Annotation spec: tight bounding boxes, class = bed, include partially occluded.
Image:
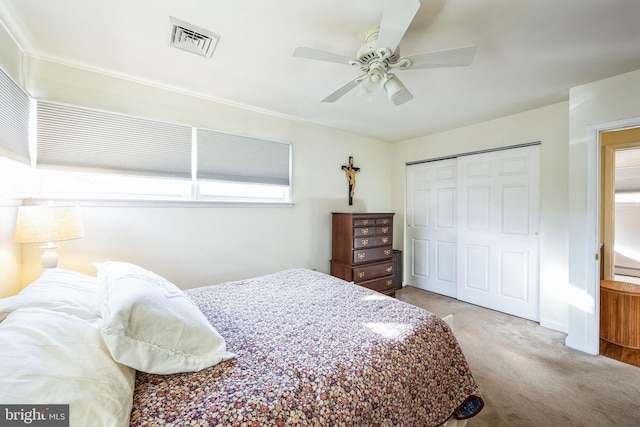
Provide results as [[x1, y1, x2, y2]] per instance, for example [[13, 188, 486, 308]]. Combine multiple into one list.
[[0, 263, 483, 427]]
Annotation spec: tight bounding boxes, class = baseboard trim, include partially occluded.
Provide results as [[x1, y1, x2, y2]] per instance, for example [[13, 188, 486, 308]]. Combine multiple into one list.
[[540, 318, 568, 334], [565, 336, 599, 355]]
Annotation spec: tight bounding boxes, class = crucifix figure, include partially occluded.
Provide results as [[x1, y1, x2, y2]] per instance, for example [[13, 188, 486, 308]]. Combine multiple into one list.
[[341, 156, 360, 205]]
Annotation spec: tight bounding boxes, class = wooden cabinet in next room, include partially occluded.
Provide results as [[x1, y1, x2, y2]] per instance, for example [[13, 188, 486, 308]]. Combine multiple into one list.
[[330, 212, 396, 296]]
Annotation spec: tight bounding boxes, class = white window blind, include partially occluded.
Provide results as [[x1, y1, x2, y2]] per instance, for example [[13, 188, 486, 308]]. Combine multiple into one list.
[[0, 67, 30, 163], [36, 101, 192, 178], [196, 128, 290, 185]]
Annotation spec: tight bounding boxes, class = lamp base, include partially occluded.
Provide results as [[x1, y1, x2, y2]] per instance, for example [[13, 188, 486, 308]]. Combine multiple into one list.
[[40, 243, 60, 269]]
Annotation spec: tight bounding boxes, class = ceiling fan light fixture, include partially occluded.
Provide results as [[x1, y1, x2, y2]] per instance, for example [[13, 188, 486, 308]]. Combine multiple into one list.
[[356, 87, 375, 103], [364, 68, 384, 90], [356, 75, 376, 102], [383, 74, 413, 105]]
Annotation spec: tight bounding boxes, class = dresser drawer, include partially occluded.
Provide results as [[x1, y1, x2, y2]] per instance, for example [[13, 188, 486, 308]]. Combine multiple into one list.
[[353, 246, 393, 264], [353, 235, 391, 248], [375, 235, 391, 246], [354, 236, 374, 248], [354, 226, 375, 237], [358, 276, 395, 294], [376, 226, 392, 235], [353, 261, 394, 283], [354, 225, 392, 237], [376, 217, 392, 225], [353, 218, 376, 227]]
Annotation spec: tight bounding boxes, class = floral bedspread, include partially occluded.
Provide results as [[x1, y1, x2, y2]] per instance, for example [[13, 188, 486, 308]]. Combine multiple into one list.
[[130, 269, 483, 427]]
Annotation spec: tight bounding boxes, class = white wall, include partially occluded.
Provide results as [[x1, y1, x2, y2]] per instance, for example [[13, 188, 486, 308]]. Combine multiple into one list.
[[568, 68, 640, 354], [0, 19, 23, 86], [391, 102, 570, 332], [4, 53, 394, 289]]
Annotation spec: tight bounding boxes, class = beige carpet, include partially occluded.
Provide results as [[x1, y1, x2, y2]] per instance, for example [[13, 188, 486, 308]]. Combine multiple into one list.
[[395, 286, 640, 427]]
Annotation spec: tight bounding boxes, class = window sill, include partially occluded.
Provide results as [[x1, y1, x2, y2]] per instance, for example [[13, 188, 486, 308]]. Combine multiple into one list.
[[4, 196, 295, 208], [0, 198, 23, 207]]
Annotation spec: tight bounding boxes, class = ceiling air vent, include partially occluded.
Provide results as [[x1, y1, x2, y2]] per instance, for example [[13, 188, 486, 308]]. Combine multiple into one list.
[[169, 17, 219, 59]]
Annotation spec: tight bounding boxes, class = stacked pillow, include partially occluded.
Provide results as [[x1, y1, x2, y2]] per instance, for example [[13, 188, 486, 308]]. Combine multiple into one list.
[[95, 261, 235, 374], [0, 269, 134, 427], [0, 263, 234, 427], [0, 268, 100, 321]]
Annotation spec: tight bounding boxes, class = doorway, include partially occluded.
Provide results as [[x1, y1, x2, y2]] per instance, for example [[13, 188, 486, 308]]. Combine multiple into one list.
[[599, 126, 640, 367], [601, 127, 640, 280]]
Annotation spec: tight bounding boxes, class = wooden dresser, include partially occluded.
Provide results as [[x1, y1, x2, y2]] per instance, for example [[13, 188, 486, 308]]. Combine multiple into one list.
[[330, 212, 396, 296]]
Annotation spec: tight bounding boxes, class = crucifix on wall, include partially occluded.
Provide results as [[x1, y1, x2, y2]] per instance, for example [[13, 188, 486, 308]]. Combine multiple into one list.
[[341, 156, 360, 205]]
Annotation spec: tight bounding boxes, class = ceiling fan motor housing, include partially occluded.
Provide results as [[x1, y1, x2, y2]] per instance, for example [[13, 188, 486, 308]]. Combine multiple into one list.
[[356, 28, 400, 70]]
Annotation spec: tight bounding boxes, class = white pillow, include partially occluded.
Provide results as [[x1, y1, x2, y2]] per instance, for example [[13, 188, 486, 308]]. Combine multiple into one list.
[[0, 269, 100, 322], [95, 261, 235, 374], [0, 307, 135, 427]]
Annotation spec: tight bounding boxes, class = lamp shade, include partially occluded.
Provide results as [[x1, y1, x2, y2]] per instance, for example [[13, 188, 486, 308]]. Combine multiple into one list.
[[15, 205, 85, 243]]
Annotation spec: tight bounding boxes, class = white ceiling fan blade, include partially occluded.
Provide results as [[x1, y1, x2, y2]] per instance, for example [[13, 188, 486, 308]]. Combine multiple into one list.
[[405, 45, 477, 69], [376, 0, 421, 53], [293, 46, 354, 65], [322, 76, 366, 103]]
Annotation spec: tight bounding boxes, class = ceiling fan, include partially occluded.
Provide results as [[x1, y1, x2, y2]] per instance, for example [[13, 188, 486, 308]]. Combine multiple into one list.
[[293, 0, 476, 106]]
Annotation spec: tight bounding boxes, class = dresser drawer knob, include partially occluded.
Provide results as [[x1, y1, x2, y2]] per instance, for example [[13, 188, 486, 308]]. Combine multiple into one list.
[[361, 239, 369, 246], [384, 249, 391, 256], [358, 253, 366, 260], [381, 227, 389, 233], [362, 219, 370, 225], [386, 280, 393, 286], [381, 237, 389, 244], [358, 272, 366, 279], [361, 228, 370, 235], [386, 266, 393, 273]]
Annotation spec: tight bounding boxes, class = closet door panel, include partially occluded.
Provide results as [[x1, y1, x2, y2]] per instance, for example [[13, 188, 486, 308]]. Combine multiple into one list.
[[406, 159, 458, 297]]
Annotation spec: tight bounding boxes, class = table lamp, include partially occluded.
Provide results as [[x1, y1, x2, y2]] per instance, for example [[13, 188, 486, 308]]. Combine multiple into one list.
[[14, 205, 85, 268]]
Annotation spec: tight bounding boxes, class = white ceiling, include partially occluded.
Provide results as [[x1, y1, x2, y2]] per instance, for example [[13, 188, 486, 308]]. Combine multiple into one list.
[[1, 0, 640, 142]]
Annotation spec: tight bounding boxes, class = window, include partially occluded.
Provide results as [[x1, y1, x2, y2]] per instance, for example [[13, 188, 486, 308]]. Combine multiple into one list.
[[0, 67, 31, 199], [0, 156, 34, 198], [38, 169, 192, 201], [0, 67, 292, 205], [0, 66, 30, 164], [36, 101, 193, 179], [33, 100, 195, 202], [616, 192, 640, 204], [195, 128, 291, 202]]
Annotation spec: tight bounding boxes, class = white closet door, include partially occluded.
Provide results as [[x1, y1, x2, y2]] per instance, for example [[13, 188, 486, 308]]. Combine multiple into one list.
[[406, 158, 458, 297], [456, 145, 540, 321]]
